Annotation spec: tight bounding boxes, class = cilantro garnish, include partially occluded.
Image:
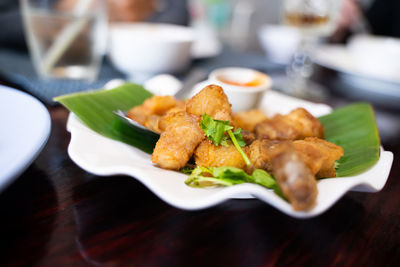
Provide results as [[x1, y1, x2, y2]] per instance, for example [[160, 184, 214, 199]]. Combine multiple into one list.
[[200, 113, 250, 165], [184, 166, 283, 197]]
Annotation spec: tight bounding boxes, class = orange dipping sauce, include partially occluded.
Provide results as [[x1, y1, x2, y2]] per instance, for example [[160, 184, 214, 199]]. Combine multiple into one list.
[[217, 73, 267, 87]]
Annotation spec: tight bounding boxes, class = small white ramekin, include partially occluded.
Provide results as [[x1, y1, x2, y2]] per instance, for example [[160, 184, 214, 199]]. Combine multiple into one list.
[[208, 67, 272, 111]]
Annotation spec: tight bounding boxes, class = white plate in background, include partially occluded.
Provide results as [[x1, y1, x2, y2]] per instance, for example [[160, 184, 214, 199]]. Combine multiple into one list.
[[314, 35, 400, 83], [0, 85, 51, 192], [66, 90, 393, 218], [313, 35, 400, 109]]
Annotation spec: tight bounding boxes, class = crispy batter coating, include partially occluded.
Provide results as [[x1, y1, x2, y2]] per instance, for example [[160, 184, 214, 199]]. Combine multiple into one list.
[[143, 115, 162, 134], [194, 140, 248, 169], [127, 95, 184, 126], [247, 140, 319, 210], [246, 139, 281, 174], [186, 84, 232, 121], [272, 143, 318, 211], [241, 130, 256, 145], [157, 105, 187, 133], [247, 138, 343, 178], [232, 109, 268, 132], [151, 112, 204, 170], [255, 108, 324, 140], [127, 105, 148, 125], [294, 137, 344, 178]]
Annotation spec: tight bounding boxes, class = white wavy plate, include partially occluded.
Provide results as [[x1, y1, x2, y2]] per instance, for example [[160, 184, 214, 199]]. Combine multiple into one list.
[[66, 90, 393, 218]]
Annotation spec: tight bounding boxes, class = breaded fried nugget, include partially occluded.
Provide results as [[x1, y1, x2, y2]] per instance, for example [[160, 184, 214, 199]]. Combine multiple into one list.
[[151, 112, 204, 170], [232, 109, 268, 132], [194, 140, 248, 169], [294, 137, 344, 178], [241, 130, 255, 145], [127, 105, 149, 125], [271, 143, 318, 211], [144, 115, 162, 134], [246, 139, 281, 174], [127, 95, 184, 125], [247, 140, 318, 210], [186, 84, 232, 121], [247, 138, 343, 178], [157, 105, 187, 132], [255, 108, 324, 140]]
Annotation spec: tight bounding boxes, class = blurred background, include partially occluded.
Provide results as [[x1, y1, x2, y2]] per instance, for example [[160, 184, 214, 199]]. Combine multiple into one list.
[[2, 0, 399, 52], [0, 0, 399, 129]]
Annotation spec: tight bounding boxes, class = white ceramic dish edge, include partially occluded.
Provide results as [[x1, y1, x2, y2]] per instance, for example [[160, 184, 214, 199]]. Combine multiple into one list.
[[0, 85, 51, 192]]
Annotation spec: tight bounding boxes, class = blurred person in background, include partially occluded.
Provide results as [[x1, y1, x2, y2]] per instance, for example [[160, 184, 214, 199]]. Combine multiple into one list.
[[0, 0, 189, 51], [334, 0, 400, 42]]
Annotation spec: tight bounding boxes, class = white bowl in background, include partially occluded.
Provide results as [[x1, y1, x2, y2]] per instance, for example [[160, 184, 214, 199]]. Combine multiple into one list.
[[347, 34, 400, 82], [205, 67, 272, 112], [108, 23, 194, 77], [258, 24, 300, 65]]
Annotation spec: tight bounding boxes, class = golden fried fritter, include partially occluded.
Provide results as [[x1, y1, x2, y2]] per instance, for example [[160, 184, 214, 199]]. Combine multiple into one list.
[[186, 84, 232, 121], [232, 109, 268, 132], [247, 140, 318, 210], [271, 143, 318, 211], [151, 112, 204, 170], [143, 115, 162, 134], [247, 138, 343, 178], [194, 140, 248, 169], [294, 137, 344, 178], [127, 105, 148, 125], [156, 105, 187, 133], [255, 108, 324, 140], [246, 139, 281, 174], [241, 130, 256, 145], [127, 95, 184, 126]]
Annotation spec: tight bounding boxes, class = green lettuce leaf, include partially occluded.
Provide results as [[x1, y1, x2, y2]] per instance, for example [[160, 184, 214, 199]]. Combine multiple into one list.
[[185, 166, 279, 190]]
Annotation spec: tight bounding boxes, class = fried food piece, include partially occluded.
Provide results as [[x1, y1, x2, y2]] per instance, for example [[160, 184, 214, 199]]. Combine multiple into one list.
[[186, 84, 232, 121], [246, 139, 281, 174], [232, 109, 268, 132], [255, 108, 324, 140], [157, 105, 187, 133], [294, 137, 344, 178], [194, 140, 248, 169], [151, 112, 204, 170], [127, 95, 184, 125], [247, 140, 318, 210], [247, 138, 343, 178], [143, 115, 162, 134], [241, 130, 255, 145], [127, 105, 148, 125], [272, 143, 318, 211]]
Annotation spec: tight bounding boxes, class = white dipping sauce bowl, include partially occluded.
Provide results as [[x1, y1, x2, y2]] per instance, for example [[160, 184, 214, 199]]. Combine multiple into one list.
[[208, 67, 272, 112], [108, 23, 194, 77]]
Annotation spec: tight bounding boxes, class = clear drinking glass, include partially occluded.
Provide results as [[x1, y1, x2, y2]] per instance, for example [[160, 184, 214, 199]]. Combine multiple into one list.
[[282, 0, 342, 98], [20, 0, 107, 81]]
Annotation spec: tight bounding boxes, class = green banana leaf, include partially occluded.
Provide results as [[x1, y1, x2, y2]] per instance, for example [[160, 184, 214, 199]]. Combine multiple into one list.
[[55, 83, 380, 176], [54, 83, 159, 154], [318, 103, 380, 177]]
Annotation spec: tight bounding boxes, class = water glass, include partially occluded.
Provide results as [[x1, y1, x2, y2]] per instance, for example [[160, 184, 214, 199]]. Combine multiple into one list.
[[20, 0, 107, 81], [281, 0, 342, 99]]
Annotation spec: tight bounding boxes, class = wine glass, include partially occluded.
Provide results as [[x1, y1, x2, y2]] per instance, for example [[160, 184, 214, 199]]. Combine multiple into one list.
[[282, 0, 342, 99]]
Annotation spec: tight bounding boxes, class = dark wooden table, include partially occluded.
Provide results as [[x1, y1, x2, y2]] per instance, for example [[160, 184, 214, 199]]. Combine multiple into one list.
[[0, 72, 399, 266]]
